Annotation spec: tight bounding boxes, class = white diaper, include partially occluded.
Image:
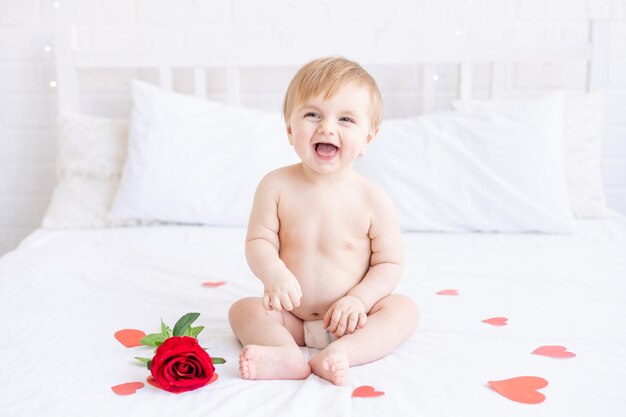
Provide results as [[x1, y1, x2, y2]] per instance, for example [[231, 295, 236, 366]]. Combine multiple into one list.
[[303, 320, 336, 350]]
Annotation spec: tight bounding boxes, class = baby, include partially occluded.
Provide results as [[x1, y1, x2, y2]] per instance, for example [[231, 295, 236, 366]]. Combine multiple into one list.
[[228, 57, 419, 386]]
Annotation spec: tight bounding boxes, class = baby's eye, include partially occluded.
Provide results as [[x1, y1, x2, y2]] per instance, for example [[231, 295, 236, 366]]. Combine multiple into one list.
[[304, 112, 320, 119], [339, 116, 355, 123]]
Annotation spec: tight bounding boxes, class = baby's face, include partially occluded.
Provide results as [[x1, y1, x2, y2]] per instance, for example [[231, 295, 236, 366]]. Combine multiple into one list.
[[287, 82, 377, 177]]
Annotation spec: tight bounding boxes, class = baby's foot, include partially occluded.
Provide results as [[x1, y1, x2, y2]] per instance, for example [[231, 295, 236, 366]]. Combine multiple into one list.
[[309, 348, 350, 386], [239, 345, 311, 380]]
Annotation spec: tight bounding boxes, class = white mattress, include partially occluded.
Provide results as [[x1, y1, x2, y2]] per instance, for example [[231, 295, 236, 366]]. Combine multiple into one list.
[[1, 217, 626, 417]]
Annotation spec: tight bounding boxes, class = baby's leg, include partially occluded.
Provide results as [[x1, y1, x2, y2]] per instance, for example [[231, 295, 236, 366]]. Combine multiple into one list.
[[309, 294, 419, 385], [229, 297, 311, 380]]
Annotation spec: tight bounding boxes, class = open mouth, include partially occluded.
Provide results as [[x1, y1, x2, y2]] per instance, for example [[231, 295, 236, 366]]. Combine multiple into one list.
[[314, 142, 339, 159]]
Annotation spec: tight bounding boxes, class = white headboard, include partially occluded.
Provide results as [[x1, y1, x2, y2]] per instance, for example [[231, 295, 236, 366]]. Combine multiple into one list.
[[53, 15, 609, 116]]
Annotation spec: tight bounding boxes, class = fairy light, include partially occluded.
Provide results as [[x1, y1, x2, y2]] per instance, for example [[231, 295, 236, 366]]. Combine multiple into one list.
[[432, 75, 440, 82], [47, 2, 61, 89], [454, 29, 462, 36]]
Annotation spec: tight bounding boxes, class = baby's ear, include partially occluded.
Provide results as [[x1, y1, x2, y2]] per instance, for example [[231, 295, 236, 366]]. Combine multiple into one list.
[[286, 125, 293, 145], [360, 127, 379, 156]]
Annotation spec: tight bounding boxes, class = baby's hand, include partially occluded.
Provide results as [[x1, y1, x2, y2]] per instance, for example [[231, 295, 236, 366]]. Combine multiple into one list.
[[262, 272, 302, 312], [323, 295, 367, 338]]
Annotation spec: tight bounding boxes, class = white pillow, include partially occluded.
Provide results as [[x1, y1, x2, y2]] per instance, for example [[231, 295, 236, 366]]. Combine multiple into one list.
[[354, 93, 576, 233], [108, 80, 298, 226], [453, 92, 607, 218], [42, 114, 129, 228]]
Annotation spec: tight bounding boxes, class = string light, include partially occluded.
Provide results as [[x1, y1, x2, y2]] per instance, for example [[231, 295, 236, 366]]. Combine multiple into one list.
[[432, 75, 440, 82], [454, 29, 462, 36], [48, 3, 60, 89]]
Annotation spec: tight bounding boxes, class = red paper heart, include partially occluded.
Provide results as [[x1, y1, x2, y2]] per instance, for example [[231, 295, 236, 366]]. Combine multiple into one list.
[[146, 373, 219, 392], [488, 376, 548, 404], [482, 317, 508, 326], [532, 345, 576, 358], [146, 376, 161, 389], [111, 381, 144, 396], [436, 289, 459, 296], [114, 329, 146, 347], [352, 385, 385, 398], [202, 281, 226, 288], [146, 376, 160, 389]]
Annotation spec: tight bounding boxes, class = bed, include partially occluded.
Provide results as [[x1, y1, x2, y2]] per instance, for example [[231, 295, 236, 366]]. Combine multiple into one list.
[[1, 14, 625, 417]]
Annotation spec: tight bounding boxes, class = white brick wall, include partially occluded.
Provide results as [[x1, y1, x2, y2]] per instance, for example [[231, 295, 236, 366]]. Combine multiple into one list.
[[1, 0, 625, 255]]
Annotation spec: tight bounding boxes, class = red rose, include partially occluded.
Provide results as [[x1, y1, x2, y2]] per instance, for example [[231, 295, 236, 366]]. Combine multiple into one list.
[[150, 336, 215, 393]]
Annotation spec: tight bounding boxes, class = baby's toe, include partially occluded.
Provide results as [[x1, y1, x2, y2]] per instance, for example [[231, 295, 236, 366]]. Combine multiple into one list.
[[241, 345, 256, 360], [239, 350, 254, 379], [239, 361, 248, 379], [333, 372, 347, 386]]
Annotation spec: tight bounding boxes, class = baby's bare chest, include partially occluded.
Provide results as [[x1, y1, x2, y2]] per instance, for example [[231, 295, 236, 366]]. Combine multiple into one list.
[[278, 194, 371, 254]]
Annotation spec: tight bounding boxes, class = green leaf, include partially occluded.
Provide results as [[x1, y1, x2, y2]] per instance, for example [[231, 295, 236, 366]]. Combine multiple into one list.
[[140, 332, 166, 347], [183, 326, 193, 337], [161, 318, 172, 339], [134, 357, 152, 370], [173, 312, 200, 336], [190, 326, 204, 338], [211, 357, 226, 365]]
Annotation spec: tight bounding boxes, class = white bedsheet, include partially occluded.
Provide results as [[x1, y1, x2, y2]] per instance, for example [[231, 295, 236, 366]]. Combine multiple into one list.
[[1, 216, 625, 417]]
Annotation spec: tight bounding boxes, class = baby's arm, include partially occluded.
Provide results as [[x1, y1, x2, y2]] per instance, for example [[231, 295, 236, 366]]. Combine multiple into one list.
[[325, 188, 404, 336], [245, 172, 302, 312], [348, 189, 404, 309]]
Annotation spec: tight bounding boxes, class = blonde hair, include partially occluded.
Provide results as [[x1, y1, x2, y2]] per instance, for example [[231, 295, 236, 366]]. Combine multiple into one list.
[[282, 56, 383, 131]]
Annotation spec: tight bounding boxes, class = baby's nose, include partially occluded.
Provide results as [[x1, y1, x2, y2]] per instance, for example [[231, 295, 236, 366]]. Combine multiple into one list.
[[317, 120, 335, 135]]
